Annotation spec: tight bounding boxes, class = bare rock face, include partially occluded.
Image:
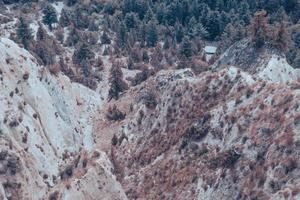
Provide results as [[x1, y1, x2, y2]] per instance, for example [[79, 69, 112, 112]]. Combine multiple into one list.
[[0, 38, 127, 200], [213, 39, 300, 83], [108, 65, 300, 199]]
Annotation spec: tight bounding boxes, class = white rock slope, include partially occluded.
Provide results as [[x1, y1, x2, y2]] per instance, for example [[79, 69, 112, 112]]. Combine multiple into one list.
[[0, 38, 126, 200]]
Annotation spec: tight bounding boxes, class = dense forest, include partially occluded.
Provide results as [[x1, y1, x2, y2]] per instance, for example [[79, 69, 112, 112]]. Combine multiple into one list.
[[101, 0, 299, 63], [3, 0, 300, 91]]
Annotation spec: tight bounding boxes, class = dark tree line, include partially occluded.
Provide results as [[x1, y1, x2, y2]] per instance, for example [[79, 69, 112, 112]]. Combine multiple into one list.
[[99, 0, 299, 68], [12, 0, 300, 85], [16, 16, 32, 50]]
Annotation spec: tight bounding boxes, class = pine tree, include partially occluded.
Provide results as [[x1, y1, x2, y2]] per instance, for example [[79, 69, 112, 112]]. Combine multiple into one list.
[[247, 0, 258, 10], [72, 43, 95, 77], [283, 0, 299, 13], [66, 25, 81, 46], [144, 8, 154, 22], [255, 28, 266, 48], [73, 43, 95, 65], [17, 17, 33, 50], [180, 36, 193, 59], [66, 0, 77, 7], [127, 29, 138, 47], [142, 50, 149, 63], [175, 22, 184, 43], [103, 46, 110, 56], [219, 11, 231, 31], [294, 32, 300, 48], [127, 56, 135, 70], [273, 22, 288, 51], [129, 45, 141, 62], [55, 28, 64, 44], [250, 10, 271, 48], [146, 19, 158, 47], [265, 0, 280, 13], [59, 9, 70, 27], [239, 1, 251, 25], [187, 17, 197, 38], [163, 37, 170, 49], [131, 66, 151, 86], [42, 4, 58, 30], [88, 18, 99, 32], [216, 0, 225, 10], [137, 21, 147, 46], [35, 22, 59, 66], [294, 54, 300, 68], [221, 21, 246, 50], [125, 12, 138, 29], [36, 23, 47, 41], [101, 31, 111, 45], [205, 11, 221, 40], [180, 0, 189, 24], [270, 6, 288, 24], [199, 3, 210, 25], [80, 59, 90, 77], [103, 2, 117, 15], [150, 44, 163, 71], [108, 62, 128, 101], [195, 23, 209, 39], [35, 40, 56, 66], [117, 22, 127, 48], [225, 0, 237, 12], [156, 4, 165, 24], [74, 6, 89, 29]]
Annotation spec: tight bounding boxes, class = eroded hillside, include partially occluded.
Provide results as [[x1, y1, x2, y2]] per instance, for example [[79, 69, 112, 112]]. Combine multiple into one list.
[[0, 0, 299, 199], [108, 66, 300, 199], [0, 38, 126, 200], [0, 35, 300, 200]]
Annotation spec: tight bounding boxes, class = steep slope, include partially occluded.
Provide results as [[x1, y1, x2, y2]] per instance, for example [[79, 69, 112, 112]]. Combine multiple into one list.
[[107, 65, 300, 199], [0, 1, 299, 199], [0, 38, 126, 200], [213, 39, 300, 83], [1, 35, 299, 200]]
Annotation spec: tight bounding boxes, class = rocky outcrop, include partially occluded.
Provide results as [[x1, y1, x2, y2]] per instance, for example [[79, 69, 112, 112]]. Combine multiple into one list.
[[213, 39, 300, 83], [0, 38, 126, 200], [108, 64, 300, 199]]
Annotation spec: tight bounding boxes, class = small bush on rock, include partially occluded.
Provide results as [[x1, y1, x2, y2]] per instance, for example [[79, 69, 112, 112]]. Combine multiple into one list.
[[142, 91, 157, 109], [210, 148, 241, 169], [106, 105, 126, 121]]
